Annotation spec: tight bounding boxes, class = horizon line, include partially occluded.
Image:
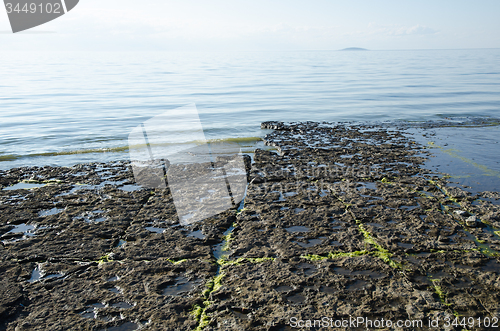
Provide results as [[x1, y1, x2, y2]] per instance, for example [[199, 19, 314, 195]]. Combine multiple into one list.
[[0, 47, 499, 52]]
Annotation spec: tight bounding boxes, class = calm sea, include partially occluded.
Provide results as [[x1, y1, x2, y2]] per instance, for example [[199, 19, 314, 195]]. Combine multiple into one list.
[[1, 49, 499, 170]]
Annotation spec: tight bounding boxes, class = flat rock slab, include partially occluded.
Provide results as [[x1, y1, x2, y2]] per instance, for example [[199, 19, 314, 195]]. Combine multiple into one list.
[[207, 256, 444, 331], [10, 258, 214, 331], [1, 121, 500, 330]]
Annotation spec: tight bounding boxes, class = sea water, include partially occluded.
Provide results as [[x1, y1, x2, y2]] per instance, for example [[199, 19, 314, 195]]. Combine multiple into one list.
[[0, 49, 499, 173]]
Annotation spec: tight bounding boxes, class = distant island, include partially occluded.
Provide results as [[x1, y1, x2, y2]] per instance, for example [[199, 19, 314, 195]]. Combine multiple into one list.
[[340, 47, 368, 51]]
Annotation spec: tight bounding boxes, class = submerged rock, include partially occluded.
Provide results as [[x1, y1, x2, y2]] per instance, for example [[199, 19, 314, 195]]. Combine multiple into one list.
[[466, 215, 479, 227]]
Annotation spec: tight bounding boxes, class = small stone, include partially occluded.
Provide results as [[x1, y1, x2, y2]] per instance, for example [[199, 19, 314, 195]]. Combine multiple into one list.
[[465, 216, 479, 227], [454, 210, 467, 217]]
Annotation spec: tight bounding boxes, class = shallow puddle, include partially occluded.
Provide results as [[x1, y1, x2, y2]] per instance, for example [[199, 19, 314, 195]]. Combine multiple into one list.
[[232, 309, 249, 320], [44, 273, 64, 280], [108, 287, 121, 294], [275, 285, 293, 292], [320, 285, 336, 294], [346, 280, 368, 291], [187, 230, 205, 239], [397, 242, 414, 249], [213, 226, 234, 260], [452, 279, 474, 289], [145, 227, 166, 233], [334, 268, 386, 279], [429, 271, 451, 280], [358, 182, 377, 190], [293, 238, 322, 248], [111, 302, 133, 309], [2, 194, 27, 205], [366, 222, 384, 228], [295, 263, 317, 276], [286, 293, 305, 304], [4, 182, 46, 190], [162, 276, 203, 296], [27, 265, 63, 283], [482, 260, 500, 273], [28, 265, 43, 283], [285, 226, 310, 233], [415, 252, 431, 258], [406, 256, 423, 266], [118, 184, 142, 192], [116, 240, 126, 247], [361, 195, 383, 201], [413, 275, 432, 285], [400, 204, 420, 211], [57, 184, 98, 196], [39, 207, 63, 217], [2, 223, 45, 244], [81, 303, 108, 320], [74, 210, 107, 223], [319, 190, 329, 197], [101, 322, 140, 331], [6, 223, 36, 236]]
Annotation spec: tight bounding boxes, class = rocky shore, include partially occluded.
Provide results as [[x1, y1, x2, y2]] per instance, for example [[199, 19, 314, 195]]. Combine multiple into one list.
[[1, 121, 500, 330]]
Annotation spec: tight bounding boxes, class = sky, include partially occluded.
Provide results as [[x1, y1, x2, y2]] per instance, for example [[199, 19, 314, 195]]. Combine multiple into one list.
[[1, 0, 500, 51]]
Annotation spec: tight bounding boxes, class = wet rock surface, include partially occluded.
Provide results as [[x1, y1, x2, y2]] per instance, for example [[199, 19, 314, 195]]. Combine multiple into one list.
[[1, 122, 500, 330]]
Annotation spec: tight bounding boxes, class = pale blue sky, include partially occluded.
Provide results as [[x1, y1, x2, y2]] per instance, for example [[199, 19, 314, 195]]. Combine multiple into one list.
[[1, 0, 499, 50]]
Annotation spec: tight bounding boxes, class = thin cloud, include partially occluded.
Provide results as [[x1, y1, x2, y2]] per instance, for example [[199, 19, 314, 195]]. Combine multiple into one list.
[[367, 23, 438, 36]]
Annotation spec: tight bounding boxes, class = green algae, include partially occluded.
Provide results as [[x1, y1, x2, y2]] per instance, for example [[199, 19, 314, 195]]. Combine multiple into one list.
[[218, 256, 275, 266], [97, 253, 113, 265], [167, 258, 188, 265], [301, 250, 370, 262], [356, 220, 402, 269], [191, 303, 211, 331], [427, 141, 500, 179], [247, 257, 275, 263], [236, 208, 248, 215], [380, 177, 393, 184], [431, 280, 452, 307], [222, 232, 233, 252]]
